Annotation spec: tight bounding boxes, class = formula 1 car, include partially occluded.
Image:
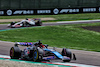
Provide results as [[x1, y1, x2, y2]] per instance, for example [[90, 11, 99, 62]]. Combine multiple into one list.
[[10, 41, 76, 62], [8, 18, 42, 28]]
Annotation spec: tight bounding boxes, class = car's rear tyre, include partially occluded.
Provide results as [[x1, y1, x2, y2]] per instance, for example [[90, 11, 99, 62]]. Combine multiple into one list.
[[35, 21, 42, 26], [10, 47, 21, 59], [61, 48, 72, 62]]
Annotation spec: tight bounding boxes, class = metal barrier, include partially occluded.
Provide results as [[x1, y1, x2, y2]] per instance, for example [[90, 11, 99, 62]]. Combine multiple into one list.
[[0, 0, 100, 15], [0, 0, 99, 9]]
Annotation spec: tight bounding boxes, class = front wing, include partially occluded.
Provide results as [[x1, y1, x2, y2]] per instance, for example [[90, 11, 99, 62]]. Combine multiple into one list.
[[43, 49, 70, 61]]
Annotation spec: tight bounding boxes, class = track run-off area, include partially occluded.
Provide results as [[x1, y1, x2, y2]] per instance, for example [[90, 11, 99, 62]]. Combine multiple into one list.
[[0, 20, 100, 67]]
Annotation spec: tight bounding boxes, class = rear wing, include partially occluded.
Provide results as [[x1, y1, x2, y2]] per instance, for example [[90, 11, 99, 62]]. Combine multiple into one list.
[[15, 42, 33, 46]]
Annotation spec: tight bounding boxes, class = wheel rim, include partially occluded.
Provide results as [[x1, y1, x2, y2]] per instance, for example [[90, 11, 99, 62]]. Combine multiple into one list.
[[33, 50, 38, 61], [10, 48, 14, 57], [34, 51, 37, 59]]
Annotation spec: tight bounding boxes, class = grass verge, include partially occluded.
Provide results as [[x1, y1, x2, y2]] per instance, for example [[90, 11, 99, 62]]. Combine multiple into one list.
[[0, 23, 100, 52], [0, 13, 100, 23]]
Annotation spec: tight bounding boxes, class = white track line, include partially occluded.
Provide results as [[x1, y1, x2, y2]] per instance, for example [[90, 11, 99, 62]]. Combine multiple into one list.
[[0, 55, 10, 59], [53, 62, 98, 67], [57, 20, 100, 23]]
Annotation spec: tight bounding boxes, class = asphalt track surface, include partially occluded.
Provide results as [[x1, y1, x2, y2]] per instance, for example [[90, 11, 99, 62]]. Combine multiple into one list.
[[0, 20, 100, 66]]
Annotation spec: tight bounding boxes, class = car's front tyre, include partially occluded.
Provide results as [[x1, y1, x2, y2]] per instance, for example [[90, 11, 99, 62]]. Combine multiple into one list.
[[61, 48, 72, 62]]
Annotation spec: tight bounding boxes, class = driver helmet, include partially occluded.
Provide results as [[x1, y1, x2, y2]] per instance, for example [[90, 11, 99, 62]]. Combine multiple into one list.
[[38, 42, 42, 45], [38, 42, 45, 48]]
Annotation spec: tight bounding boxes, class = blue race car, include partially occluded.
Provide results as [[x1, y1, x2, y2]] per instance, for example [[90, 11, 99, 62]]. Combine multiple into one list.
[[10, 41, 76, 62]]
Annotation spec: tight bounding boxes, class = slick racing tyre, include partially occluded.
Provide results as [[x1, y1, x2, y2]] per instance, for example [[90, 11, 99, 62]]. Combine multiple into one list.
[[33, 47, 43, 62], [9, 22, 15, 28], [61, 48, 72, 62], [35, 21, 42, 26], [11, 22, 15, 25], [33, 49, 39, 62], [10, 47, 21, 59], [33, 49, 42, 62]]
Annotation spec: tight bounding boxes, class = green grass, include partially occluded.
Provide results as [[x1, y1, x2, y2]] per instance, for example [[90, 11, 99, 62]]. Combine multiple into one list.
[[0, 23, 100, 52], [0, 13, 100, 24], [0, 22, 11, 24], [0, 13, 100, 22]]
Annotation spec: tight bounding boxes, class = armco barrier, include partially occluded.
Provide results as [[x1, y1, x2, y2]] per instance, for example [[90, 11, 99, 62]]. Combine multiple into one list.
[[0, 7, 100, 16]]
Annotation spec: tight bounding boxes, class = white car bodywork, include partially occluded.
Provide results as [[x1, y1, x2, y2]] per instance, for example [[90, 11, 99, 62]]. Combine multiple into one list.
[[8, 18, 42, 28]]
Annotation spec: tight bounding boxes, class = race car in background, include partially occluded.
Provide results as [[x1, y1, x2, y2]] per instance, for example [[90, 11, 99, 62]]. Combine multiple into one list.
[[10, 40, 76, 62], [8, 18, 42, 28]]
